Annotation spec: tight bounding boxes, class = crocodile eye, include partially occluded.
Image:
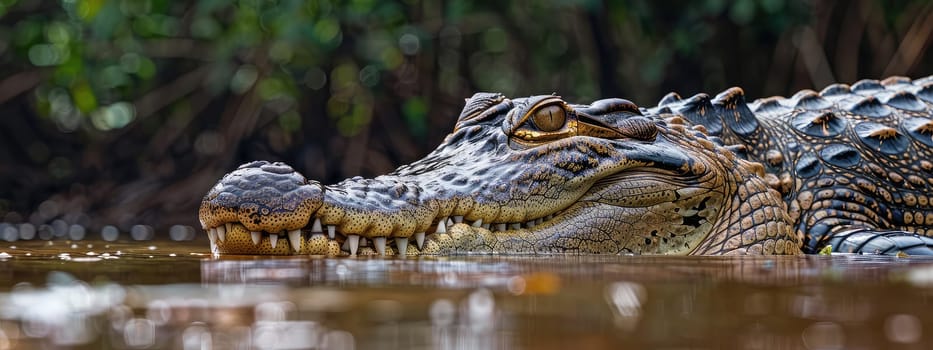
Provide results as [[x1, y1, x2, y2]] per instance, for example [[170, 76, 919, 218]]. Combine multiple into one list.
[[507, 97, 574, 144], [531, 105, 567, 132]]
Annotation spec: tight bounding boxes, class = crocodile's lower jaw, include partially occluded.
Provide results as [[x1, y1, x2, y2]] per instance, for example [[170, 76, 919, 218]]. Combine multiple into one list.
[[205, 216, 561, 256]]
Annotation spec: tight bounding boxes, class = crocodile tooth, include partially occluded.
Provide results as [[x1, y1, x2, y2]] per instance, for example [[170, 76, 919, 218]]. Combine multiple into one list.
[[223, 223, 232, 241], [436, 219, 447, 234], [482, 223, 490, 230], [269, 234, 279, 248], [327, 225, 336, 239], [311, 218, 323, 233], [361, 237, 369, 247], [511, 223, 522, 230], [207, 228, 218, 246], [288, 230, 302, 252], [472, 219, 483, 227], [497, 223, 507, 232], [545, 214, 554, 220], [251, 231, 261, 246], [348, 235, 360, 255], [525, 220, 535, 228], [396, 237, 409, 257], [453, 216, 464, 223], [216, 225, 226, 243], [536, 218, 544, 225], [414, 232, 425, 249], [373, 237, 386, 256], [446, 217, 454, 226]]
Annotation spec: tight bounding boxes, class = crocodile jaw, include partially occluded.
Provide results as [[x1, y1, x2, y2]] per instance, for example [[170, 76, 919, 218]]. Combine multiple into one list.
[[199, 133, 733, 256], [421, 169, 727, 255]]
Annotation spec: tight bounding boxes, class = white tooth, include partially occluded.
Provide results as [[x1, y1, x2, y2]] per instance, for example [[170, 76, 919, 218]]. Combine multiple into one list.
[[482, 223, 490, 230], [224, 223, 232, 238], [207, 229, 218, 253], [288, 230, 302, 252], [447, 217, 454, 226], [472, 219, 483, 227], [396, 237, 409, 257], [251, 231, 261, 245], [311, 218, 323, 233], [536, 218, 543, 225], [511, 223, 522, 230], [453, 216, 463, 223], [341, 239, 349, 251], [497, 223, 507, 231], [361, 237, 369, 247], [415, 232, 425, 249], [327, 225, 336, 239], [526, 220, 535, 228], [216, 225, 227, 243], [374, 237, 386, 255], [348, 235, 360, 255], [436, 219, 447, 234], [546, 214, 554, 220], [269, 234, 279, 248]]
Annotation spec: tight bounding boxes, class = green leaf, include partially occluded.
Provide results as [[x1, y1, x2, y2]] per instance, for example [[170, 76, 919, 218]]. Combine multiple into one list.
[[77, 0, 106, 21], [70, 82, 97, 113]]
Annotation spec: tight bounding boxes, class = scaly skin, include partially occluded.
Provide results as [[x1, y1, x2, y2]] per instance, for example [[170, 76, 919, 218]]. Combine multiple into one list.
[[200, 76, 933, 256], [649, 76, 933, 254]]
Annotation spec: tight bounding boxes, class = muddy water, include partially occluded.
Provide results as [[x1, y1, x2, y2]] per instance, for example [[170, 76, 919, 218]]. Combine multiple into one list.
[[0, 239, 932, 349]]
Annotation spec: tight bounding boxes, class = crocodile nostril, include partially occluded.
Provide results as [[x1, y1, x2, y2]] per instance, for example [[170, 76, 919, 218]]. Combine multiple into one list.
[[259, 163, 295, 174]]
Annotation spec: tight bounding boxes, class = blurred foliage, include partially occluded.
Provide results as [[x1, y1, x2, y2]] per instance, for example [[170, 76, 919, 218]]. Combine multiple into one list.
[[0, 0, 930, 231]]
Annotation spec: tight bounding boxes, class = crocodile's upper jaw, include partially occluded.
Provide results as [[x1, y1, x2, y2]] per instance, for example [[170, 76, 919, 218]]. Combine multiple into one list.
[[199, 92, 799, 256]]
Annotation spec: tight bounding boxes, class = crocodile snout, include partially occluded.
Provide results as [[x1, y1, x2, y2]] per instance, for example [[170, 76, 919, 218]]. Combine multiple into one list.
[[199, 161, 324, 254]]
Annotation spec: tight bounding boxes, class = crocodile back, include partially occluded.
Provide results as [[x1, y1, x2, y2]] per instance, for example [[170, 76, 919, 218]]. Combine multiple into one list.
[[651, 76, 933, 253]]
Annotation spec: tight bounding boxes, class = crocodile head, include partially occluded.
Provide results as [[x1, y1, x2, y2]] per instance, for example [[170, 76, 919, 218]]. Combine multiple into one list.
[[199, 92, 800, 256]]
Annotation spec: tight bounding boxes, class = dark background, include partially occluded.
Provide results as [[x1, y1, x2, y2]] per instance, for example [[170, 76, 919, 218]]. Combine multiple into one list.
[[0, 0, 930, 235]]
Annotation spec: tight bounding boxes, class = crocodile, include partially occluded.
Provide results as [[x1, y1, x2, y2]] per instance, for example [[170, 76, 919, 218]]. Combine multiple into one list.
[[199, 76, 933, 256]]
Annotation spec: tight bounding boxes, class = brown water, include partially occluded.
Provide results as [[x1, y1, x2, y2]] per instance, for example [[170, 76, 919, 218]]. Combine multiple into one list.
[[0, 239, 932, 349]]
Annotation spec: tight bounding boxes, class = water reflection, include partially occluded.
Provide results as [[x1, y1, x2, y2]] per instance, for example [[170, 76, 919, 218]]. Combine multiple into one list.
[[195, 255, 933, 350], [606, 281, 645, 331], [0, 240, 929, 348]]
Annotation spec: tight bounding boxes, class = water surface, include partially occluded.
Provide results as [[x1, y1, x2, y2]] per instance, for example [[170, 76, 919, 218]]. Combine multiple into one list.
[[0, 239, 932, 349]]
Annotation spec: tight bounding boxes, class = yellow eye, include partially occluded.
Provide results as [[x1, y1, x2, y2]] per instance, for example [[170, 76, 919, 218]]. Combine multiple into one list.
[[531, 105, 567, 132]]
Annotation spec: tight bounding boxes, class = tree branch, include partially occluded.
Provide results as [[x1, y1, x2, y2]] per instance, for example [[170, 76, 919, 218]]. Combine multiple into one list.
[[0, 70, 42, 105]]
